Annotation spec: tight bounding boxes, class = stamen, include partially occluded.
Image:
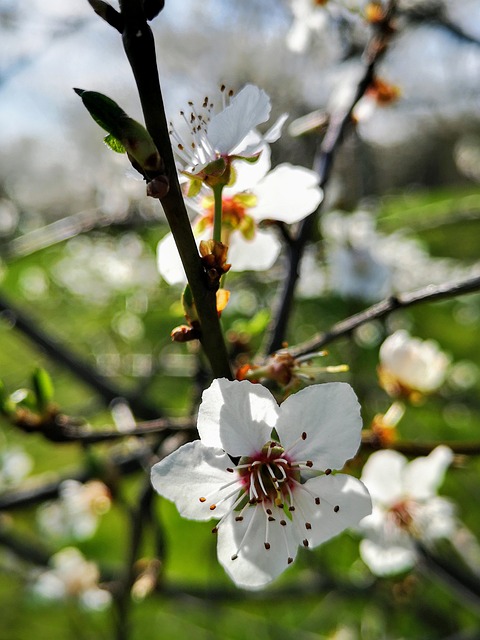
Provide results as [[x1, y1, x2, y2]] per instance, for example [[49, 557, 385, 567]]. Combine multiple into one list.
[[230, 504, 259, 562], [282, 432, 309, 457], [334, 505, 340, 513], [256, 466, 269, 497]]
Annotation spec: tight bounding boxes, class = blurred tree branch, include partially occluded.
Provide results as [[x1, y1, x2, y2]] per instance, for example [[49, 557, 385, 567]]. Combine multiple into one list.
[[264, 0, 398, 354], [0, 291, 161, 419]]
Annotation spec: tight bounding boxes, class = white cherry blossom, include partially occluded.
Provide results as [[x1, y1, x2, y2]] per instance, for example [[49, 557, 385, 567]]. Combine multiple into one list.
[[379, 330, 450, 397], [31, 547, 111, 610], [169, 84, 287, 178], [151, 379, 371, 590], [37, 479, 111, 541], [157, 158, 323, 284], [358, 446, 455, 576]]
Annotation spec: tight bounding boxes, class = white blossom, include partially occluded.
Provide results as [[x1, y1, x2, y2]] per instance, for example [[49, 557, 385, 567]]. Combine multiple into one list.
[[32, 547, 111, 610], [37, 480, 111, 541], [358, 446, 455, 576], [379, 330, 450, 397], [169, 84, 287, 177], [157, 158, 322, 285], [151, 379, 371, 590]]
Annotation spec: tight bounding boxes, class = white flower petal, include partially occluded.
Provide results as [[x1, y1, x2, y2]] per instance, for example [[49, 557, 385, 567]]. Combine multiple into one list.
[[251, 163, 322, 224], [359, 537, 416, 576], [275, 383, 362, 470], [216, 505, 298, 589], [197, 379, 279, 456], [360, 449, 406, 506], [150, 441, 238, 520], [225, 143, 271, 194], [208, 85, 271, 156], [263, 113, 289, 144], [403, 446, 453, 501], [295, 474, 372, 547], [228, 229, 281, 272], [156, 232, 186, 286]]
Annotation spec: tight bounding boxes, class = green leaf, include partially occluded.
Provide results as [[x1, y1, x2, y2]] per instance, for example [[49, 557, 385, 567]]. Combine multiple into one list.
[[74, 88, 162, 175], [104, 134, 126, 154], [32, 367, 55, 413]]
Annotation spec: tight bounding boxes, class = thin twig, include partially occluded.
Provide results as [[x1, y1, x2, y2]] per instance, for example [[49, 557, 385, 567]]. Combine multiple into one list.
[[264, 1, 398, 354], [288, 274, 480, 359]]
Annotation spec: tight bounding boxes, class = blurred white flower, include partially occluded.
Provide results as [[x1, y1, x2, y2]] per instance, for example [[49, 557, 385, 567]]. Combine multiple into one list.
[[0, 446, 33, 490], [359, 446, 455, 576], [378, 330, 450, 398], [32, 547, 111, 610], [151, 378, 371, 590], [157, 159, 322, 285], [37, 480, 111, 541], [322, 210, 392, 301]]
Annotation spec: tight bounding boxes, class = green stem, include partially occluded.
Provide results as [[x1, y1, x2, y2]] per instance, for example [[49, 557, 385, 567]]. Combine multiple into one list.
[[212, 184, 224, 242]]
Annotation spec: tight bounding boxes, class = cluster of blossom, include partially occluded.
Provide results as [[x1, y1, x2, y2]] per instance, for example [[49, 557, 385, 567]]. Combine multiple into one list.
[[157, 84, 323, 285], [151, 324, 460, 587]]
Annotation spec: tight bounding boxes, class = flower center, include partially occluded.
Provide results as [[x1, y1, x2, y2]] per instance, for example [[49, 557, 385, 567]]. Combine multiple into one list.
[[389, 499, 414, 530], [196, 196, 257, 242], [237, 441, 301, 507]]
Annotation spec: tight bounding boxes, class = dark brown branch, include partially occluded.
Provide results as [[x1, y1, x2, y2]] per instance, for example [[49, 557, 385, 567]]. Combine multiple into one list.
[[264, 1, 398, 354], [117, 0, 232, 380], [86, 0, 124, 31], [288, 274, 480, 359]]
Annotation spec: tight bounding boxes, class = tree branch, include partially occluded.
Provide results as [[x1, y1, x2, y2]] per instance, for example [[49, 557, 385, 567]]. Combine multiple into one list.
[[264, 0, 398, 355], [116, 0, 232, 380], [288, 274, 480, 359]]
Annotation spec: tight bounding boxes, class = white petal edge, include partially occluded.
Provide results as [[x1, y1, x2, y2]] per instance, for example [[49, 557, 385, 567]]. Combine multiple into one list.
[[275, 383, 362, 471], [360, 449, 406, 506], [197, 379, 279, 456], [150, 441, 239, 520], [294, 474, 372, 548], [216, 504, 298, 590], [251, 163, 323, 224], [403, 446, 453, 501], [208, 85, 271, 156], [156, 232, 186, 286], [359, 537, 416, 576], [227, 229, 282, 272]]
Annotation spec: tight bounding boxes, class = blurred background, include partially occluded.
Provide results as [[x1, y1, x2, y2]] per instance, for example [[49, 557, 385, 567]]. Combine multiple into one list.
[[0, 0, 480, 638]]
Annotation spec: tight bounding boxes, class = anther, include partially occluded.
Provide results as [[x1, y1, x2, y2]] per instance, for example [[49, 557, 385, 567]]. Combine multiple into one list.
[[325, 468, 332, 475], [266, 509, 272, 515], [289, 506, 295, 512], [264, 542, 271, 550], [334, 505, 340, 513], [226, 468, 234, 473], [209, 504, 216, 511], [306, 461, 313, 468], [287, 557, 294, 564], [280, 520, 287, 526], [231, 554, 238, 561], [235, 516, 243, 522], [315, 497, 320, 505], [303, 539, 309, 547], [221, 84, 226, 92], [301, 432, 307, 440], [305, 522, 312, 530], [211, 527, 218, 534], [268, 516, 275, 522], [199, 497, 206, 503]]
